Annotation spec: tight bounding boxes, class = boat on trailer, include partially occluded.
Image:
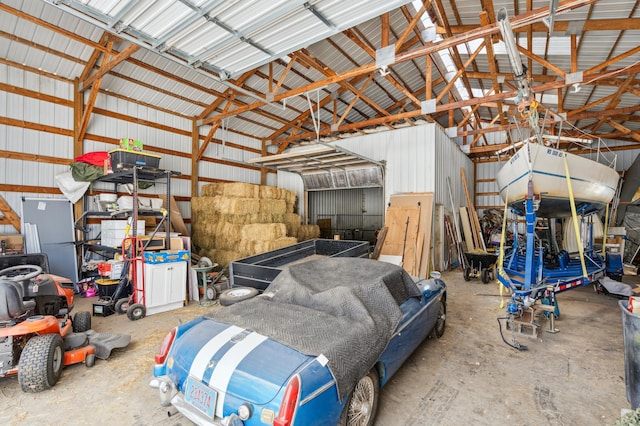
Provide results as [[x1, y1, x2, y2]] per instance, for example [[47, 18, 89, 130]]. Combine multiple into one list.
[[491, 7, 621, 347], [496, 149, 619, 343], [496, 142, 620, 218]]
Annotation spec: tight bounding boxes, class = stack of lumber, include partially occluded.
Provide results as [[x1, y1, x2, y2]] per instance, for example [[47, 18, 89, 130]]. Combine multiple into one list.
[[191, 182, 319, 266], [377, 193, 434, 278]]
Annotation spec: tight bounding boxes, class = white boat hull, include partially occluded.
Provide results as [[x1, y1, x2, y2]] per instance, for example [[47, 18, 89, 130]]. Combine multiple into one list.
[[496, 143, 619, 217]]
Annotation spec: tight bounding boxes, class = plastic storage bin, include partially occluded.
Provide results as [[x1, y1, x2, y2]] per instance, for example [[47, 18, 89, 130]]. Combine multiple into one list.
[[109, 149, 161, 169]]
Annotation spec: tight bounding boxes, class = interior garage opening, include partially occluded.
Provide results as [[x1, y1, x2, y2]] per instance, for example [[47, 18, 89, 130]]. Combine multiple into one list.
[[308, 187, 384, 244]]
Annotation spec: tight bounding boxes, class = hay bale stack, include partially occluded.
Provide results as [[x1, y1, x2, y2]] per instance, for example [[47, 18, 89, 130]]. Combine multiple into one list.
[[240, 223, 286, 241], [283, 213, 302, 237], [259, 199, 287, 215], [297, 224, 321, 242], [191, 183, 300, 267], [200, 183, 224, 197], [223, 182, 260, 199]]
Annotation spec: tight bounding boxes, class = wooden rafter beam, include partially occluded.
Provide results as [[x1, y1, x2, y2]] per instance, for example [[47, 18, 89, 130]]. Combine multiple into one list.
[[395, 0, 431, 54], [197, 69, 256, 120], [0, 195, 22, 232], [479, 11, 509, 142], [336, 73, 375, 128], [436, 40, 486, 104], [292, 50, 390, 117], [342, 29, 420, 107], [515, 44, 566, 78], [439, 18, 640, 34], [203, 0, 597, 126], [433, 0, 488, 145], [607, 119, 640, 143], [196, 97, 235, 161], [79, 43, 140, 91], [270, 63, 639, 146], [78, 38, 114, 142]]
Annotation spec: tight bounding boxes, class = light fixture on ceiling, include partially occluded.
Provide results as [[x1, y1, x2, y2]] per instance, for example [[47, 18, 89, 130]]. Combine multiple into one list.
[[572, 83, 581, 93]]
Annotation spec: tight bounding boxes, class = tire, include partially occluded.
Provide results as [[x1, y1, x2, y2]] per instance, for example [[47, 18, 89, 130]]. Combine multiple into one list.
[[73, 311, 92, 332], [338, 369, 380, 426], [463, 266, 471, 281], [481, 268, 490, 284], [115, 298, 130, 314], [219, 287, 259, 306], [429, 297, 446, 339], [18, 334, 64, 393], [127, 303, 146, 321], [205, 285, 217, 301], [85, 353, 96, 368]]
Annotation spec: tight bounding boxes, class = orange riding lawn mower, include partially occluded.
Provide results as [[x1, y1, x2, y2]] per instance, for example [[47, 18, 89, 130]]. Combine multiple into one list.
[[0, 254, 130, 392]]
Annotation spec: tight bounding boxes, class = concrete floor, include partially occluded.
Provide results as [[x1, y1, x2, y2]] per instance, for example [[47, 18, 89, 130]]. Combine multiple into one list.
[[0, 270, 632, 425]]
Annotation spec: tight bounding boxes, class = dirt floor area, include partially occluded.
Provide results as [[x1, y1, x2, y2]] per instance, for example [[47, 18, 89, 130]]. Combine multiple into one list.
[[0, 270, 633, 425]]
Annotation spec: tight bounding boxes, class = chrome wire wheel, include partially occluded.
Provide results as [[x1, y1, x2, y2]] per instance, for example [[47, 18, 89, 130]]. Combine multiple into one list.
[[346, 371, 379, 425]]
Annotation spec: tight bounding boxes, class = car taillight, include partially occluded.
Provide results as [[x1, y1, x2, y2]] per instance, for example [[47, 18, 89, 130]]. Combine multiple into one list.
[[274, 375, 300, 426], [155, 328, 177, 365]]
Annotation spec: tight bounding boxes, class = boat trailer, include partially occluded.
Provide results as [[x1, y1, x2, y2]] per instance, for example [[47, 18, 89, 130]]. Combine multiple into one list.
[[496, 182, 607, 349]]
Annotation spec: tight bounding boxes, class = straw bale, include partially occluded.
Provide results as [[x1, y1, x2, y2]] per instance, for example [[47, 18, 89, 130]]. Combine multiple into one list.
[[297, 224, 321, 242], [220, 214, 249, 225], [256, 237, 297, 254], [236, 240, 257, 256], [192, 233, 216, 250], [210, 249, 243, 268], [259, 185, 280, 200], [201, 183, 224, 197], [240, 223, 286, 241], [283, 213, 301, 237], [216, 197, 260, 215], [259, 199, 287, 215], [191, 196, 224, 216], [284, 190, 296, 205], [222, 182, 260, 198], [284, 190, 297, 212], [219, 222, 243, 241]]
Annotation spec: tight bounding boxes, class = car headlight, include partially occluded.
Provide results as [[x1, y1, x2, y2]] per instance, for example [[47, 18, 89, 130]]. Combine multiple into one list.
[[238, 403, 252, 420]]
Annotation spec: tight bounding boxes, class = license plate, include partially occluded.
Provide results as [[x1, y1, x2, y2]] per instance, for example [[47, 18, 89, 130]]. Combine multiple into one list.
[[185, 376, 217, 419]]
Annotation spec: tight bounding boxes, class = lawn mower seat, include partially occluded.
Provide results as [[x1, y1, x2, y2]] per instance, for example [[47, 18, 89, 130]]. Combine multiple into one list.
[[0, 280, 36, 321]]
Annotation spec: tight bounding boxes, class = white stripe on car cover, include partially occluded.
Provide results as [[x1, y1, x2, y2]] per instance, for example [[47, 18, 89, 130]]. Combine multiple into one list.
[[211, 332, 268, 418], [190, 325, 244, 381]]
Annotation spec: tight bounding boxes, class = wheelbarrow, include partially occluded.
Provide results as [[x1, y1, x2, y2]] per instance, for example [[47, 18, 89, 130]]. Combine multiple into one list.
[[463, 251, 498, 284]]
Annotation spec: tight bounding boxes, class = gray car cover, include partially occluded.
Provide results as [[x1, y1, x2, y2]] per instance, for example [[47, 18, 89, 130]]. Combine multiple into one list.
[[209, 257, 421, 400]]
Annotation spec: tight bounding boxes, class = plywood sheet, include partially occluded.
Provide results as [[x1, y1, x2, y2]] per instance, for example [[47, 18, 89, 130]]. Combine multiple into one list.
[[460, 207, 474, 252], [380, 206, 420, 274], [388, 193, 434, 278]]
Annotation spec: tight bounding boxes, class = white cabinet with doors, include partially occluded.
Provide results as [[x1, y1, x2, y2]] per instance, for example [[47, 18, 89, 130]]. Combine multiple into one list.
[[138, 261, 187, 316]]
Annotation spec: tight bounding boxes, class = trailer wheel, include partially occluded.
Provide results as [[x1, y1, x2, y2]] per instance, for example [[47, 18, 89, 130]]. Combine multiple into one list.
[[463, 266, 471, 281], [73, 311, 92, 332], [115, 298, 129, 314], [18, 334, 64, 392], [481, 268, 490, 284], [219, 287, 258, 306], [127, 303, 146, 321]]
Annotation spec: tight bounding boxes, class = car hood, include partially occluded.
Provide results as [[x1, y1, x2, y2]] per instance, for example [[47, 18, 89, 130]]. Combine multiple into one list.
[[167, 317, 311, 405]]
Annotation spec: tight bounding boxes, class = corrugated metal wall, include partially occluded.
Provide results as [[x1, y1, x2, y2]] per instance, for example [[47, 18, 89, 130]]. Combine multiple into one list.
[[0, 64, 265, 235], [309, 187, 384, 242], [275, 124, 473, 268], [277, 123, 472, 215]]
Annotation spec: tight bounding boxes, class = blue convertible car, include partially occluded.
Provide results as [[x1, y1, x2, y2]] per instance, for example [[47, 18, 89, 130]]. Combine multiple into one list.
[[150, 257, 446, 425]]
